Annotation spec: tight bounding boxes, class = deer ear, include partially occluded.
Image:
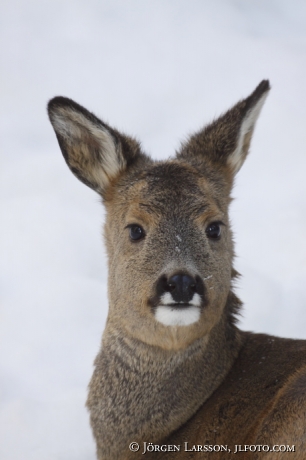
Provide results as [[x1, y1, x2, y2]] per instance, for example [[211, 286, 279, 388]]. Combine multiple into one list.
[[177, 80, 270, 175], [48, 97, 144, 197]]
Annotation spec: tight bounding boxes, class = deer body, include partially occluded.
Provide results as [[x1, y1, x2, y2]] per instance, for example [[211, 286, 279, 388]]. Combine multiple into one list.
[[48, 81, 306, 459], [153, 333, 306, 460]]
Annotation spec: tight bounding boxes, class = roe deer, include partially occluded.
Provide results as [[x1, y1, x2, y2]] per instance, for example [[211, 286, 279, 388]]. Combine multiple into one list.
[[48, 81, 306, 459]]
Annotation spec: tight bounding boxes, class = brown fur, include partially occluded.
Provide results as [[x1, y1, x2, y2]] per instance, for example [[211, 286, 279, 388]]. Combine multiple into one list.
[[48, 80, 306, 459]]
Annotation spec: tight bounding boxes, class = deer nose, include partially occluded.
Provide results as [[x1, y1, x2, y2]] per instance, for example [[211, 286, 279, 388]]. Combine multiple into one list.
[[166, 274, 197, 303]]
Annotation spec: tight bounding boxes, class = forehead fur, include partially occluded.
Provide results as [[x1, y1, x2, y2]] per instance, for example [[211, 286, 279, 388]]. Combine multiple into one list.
[[110, 159, 230, 218]]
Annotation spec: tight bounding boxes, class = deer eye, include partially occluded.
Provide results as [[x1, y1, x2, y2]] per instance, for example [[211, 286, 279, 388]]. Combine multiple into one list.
[[128, 224, 145, 241], [206, 222, 222, 240]]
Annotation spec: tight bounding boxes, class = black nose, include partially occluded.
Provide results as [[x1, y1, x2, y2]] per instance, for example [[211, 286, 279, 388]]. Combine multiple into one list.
[[166, 274, 197, 303], [152, 273, 205, 308]]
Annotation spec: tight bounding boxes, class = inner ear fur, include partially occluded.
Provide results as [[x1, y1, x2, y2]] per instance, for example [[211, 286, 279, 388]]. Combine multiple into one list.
[[177, 80, 270, 176], [48, 97, 145, 197]]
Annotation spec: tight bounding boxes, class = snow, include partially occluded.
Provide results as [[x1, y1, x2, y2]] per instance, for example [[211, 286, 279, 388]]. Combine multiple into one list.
[[1, 1, 306, 458]]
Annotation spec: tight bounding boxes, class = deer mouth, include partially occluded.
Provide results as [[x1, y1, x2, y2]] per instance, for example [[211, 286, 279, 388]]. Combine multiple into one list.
[[160, 302, 195, 308], [154, 304, 201, 327], [148, 278, 207, 326], [159, 291, 203, 308]]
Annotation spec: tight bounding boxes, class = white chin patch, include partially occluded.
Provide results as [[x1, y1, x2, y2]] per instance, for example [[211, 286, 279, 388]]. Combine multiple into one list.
[[155, 305, 201, 327]]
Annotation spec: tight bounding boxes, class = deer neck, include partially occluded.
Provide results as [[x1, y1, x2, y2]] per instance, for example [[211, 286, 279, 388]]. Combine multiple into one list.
[[87, 299, 243, 459]]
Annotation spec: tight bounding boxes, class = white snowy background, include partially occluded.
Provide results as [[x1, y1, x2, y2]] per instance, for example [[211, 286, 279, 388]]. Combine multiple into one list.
[[1, 1, 306, 458]]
